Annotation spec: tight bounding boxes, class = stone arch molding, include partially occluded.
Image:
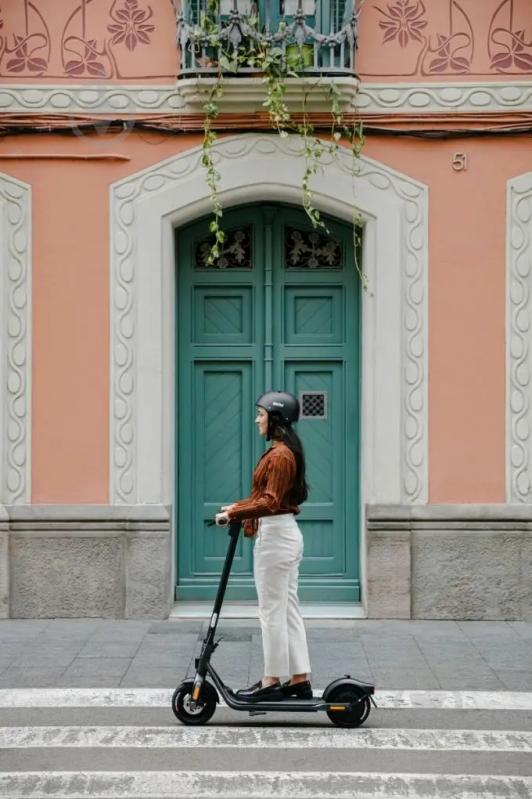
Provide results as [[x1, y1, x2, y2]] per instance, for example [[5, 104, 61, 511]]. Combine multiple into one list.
[[110, 133, 429, 507], [0, 173, 31, 504], [507, 172, 532, 502]]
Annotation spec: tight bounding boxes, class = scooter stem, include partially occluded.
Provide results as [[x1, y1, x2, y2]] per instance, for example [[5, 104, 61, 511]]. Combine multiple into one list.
[[197, 520, 242, 678]]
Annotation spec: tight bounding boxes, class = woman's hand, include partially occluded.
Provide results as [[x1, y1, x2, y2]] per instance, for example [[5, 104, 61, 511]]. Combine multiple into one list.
[[221, 504, 236, 512]]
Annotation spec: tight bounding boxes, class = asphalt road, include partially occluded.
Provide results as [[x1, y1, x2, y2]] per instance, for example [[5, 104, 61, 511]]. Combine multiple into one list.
[[1, 688, 532, 798]]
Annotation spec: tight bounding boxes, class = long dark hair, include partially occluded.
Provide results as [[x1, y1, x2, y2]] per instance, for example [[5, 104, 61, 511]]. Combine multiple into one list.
[[269, 414, 309, 505]]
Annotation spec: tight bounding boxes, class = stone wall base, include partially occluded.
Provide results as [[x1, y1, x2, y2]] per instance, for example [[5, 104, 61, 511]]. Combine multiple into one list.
[[2, 503, 530, 620], [0, 505, 172, 619], [367, 504, 532, 621]]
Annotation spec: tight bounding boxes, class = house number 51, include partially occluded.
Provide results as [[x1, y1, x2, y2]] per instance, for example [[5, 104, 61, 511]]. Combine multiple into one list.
[[452, 153, 468, 171]]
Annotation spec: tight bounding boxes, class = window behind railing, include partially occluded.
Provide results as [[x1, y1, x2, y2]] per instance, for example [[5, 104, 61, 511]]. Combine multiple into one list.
[[177, 0, 357, 76]]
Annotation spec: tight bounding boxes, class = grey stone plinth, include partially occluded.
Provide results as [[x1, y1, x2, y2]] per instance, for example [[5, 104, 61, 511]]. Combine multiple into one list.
[[522, 532, 532, 621], [1, 505, 171, 619], [367, 504, 532, 621], [126, 531, 172, 619], [367, 531, 410, 619], [0, 506, 9, 619], [412, 530, 523, 620], [10, 534, 124, 618]]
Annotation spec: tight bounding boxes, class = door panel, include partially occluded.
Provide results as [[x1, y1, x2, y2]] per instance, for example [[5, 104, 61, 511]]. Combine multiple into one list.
[[274, 206, 360, 601], [284, 286, 344, 344], [176, 204, 360, 602], [193, 363, 252, 567], [193, 287, 254, 344], [176, 208, 264, 600]]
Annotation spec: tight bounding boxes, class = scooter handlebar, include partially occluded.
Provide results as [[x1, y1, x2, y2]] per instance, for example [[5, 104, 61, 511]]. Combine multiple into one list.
[[207, 519, 242, 536]]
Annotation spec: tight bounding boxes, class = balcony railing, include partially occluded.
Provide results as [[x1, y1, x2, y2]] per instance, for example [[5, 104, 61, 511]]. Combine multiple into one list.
[[175, 0, 358, 77]]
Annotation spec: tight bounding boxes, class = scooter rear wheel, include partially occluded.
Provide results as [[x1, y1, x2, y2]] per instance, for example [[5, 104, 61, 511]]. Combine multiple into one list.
[[325, 684, 371, 728], [172, 680, 217, 725]]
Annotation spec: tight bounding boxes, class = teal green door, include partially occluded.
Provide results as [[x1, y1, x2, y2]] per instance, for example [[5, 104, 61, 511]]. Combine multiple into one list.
[[176, 204, 360, 602]]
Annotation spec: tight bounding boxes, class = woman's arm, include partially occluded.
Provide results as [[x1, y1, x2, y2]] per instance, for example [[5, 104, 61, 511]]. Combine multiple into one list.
[[228, 450, 295, 522]]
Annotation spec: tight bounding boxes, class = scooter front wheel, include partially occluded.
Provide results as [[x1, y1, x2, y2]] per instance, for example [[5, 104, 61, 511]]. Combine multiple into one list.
[[325, 684, 371, 728], [172, 680, 217, 725]]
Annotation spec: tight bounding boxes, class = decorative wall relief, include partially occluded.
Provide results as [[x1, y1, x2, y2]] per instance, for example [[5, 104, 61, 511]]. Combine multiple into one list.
[[0, 0, 174, 80], [359, 0, 532, 79], [0, 0, 51, 76], [109, 134, 429, 505], [489, 0, 532, 73], [0, 173, 31, 505], [373, 0, 474, 75], [62, 0, 156, 78], [376, 0, 428, 51], [507, 172, 532, 504], [107, 0, 155, 51]]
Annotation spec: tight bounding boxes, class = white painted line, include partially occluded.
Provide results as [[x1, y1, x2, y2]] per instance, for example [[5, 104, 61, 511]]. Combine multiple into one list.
[[377, 690, 532, 710], [1, 725, 531, 752], [1, 688, 532, 710], [0, 688, 170, 708], [1, 771, 531, 798]]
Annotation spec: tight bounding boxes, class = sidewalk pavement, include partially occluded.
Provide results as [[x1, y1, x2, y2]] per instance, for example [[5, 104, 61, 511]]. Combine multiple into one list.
[[0, 618, 531, 692]]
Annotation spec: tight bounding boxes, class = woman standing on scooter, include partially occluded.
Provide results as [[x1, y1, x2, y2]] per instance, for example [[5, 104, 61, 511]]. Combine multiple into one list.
[[215, 391, 312, 702]]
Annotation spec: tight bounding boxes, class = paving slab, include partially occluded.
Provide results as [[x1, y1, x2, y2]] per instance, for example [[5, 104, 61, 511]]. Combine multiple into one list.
[[495, 669, 532, 690], [0, 618, 530, 690], [61, 658, 132, 679]]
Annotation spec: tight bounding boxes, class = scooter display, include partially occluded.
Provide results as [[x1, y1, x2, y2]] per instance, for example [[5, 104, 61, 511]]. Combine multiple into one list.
[[171, 520, 376, 728]]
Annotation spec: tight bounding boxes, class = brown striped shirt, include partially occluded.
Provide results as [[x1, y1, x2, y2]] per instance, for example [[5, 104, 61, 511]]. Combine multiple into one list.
[[228, 443, 299, 537]]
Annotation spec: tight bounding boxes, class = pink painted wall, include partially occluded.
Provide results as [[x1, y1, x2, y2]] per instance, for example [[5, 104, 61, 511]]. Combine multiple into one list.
[[1, 132, 530, 504], [362, 136, 530, 503], [2, 0, 530, 85], [0, 0, 177, 83], [0, 132, 199, 503], [357, 0, 532, 81], [1, 0, 529, 504]]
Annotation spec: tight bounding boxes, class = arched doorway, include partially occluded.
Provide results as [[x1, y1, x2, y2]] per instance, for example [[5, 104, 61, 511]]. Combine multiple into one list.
[[175, 203, 361, 602]]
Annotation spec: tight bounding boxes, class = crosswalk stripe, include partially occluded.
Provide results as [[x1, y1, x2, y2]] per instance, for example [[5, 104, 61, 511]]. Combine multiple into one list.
[[1, 688, 532, 710], [1, 770, 531, 798], [0, 725, 531, 752]]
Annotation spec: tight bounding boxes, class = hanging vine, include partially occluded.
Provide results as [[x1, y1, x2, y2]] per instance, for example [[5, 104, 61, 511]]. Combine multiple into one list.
[[177, 0, 366, 282]]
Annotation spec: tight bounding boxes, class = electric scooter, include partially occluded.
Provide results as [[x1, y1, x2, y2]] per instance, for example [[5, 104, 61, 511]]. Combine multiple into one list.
[[171, 520, 376, 728]]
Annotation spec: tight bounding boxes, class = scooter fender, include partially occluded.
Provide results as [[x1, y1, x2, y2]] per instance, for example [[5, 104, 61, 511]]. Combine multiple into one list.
[[322, 676, 375, 702], [177, 678, 221, 705]]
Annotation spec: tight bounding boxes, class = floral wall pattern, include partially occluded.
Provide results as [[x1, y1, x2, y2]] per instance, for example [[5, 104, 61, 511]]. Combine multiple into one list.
[[0, 0, 529, 82], [0, 0, 176, 80], [358, 0, 532, 79]]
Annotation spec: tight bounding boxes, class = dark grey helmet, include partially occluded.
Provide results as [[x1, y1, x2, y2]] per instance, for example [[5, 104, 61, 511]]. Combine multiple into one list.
[[256, 391, 300, 424]]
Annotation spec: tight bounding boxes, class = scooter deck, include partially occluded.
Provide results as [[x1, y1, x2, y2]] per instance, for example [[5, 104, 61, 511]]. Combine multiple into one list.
[[223, 690, 358, 713], [230, 695, 322, 708]]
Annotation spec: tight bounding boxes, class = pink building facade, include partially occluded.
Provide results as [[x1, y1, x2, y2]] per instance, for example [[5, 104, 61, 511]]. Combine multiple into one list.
[[0, 0, 531, 619]]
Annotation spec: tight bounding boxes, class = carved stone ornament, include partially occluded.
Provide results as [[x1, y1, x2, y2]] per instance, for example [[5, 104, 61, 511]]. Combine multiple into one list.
[[507, 172, 532, 502], [109, 133, 429, 506], [0, 82, 531, 117], [0, 173, 31, 504]]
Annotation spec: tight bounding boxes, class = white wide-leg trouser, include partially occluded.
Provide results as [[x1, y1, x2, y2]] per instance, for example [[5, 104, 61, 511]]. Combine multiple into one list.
[[253, 514, 311, 677]]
